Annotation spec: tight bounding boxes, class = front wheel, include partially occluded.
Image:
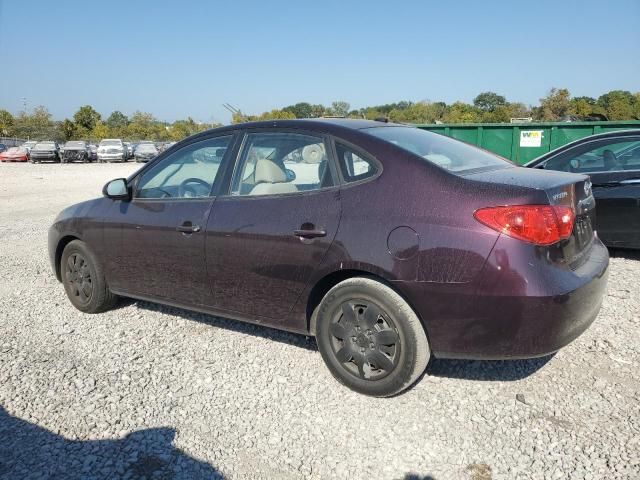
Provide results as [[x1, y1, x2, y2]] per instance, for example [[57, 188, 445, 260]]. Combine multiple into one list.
[[315, 277, 430, 397], [61, 240, 118, 313]]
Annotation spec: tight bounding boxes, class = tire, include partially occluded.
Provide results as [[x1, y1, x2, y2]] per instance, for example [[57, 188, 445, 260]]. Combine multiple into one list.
[[61, 240, 118, 313], [315, 277, 430, 397]]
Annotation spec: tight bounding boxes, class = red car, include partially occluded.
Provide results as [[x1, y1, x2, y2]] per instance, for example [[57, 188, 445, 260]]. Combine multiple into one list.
[[0, 147, 29, 162]]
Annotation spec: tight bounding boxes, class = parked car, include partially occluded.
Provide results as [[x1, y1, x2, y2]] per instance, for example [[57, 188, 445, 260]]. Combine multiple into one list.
[[134, 143, 158, 162], [526, 129, 640, 249], [97, 139, 127, 163], [88, 144, 98, 161], [22, 141, 37, 155], [0, 146, 29, 162], [124, 142, 134, 159], [30, 141, 60, 163], [49, 119, 609, 396], [0, 143, 7, 153], [62, 141, 91, 163]]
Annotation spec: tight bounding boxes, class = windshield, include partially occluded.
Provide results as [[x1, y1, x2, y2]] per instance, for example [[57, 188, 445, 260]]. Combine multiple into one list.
[[137, 144, 157, 153], [365, 126, 511, 174], [34, 142, 55, 150], [7, 147, 25, 153], [100, 140, 122, 147], [24, 141, 36, 147], [65, 141, 86, 148]]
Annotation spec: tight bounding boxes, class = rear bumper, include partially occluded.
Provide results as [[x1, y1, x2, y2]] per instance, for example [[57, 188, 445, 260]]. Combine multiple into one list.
[[395, 238, 609, 360]]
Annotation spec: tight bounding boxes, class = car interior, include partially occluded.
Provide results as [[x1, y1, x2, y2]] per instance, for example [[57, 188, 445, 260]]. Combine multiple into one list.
[[544, 140, 640, 173]]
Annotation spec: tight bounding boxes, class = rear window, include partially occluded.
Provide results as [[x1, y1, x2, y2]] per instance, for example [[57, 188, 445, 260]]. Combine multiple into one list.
[[34, 142, 55, 150], [100, 140, 122, 146], [365, 126, 511, 174]]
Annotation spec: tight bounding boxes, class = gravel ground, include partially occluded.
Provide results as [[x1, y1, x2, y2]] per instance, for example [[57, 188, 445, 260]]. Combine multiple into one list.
[[0, 162, 638, 480]]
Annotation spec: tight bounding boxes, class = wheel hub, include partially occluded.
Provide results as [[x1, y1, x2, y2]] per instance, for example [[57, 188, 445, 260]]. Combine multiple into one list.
[[329, 300, 401, 381]]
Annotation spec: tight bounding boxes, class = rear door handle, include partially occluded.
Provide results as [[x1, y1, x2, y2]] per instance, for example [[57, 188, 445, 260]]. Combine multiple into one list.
[[294, 228, 326, 239], [176, 223, 201, 234]]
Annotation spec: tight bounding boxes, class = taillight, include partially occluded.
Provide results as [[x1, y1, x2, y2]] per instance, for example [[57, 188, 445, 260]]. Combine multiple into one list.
[[474, 205, 575, 246]]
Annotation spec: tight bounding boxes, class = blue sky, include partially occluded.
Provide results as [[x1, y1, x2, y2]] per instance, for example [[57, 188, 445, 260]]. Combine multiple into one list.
[[0, 0, 638, 123]]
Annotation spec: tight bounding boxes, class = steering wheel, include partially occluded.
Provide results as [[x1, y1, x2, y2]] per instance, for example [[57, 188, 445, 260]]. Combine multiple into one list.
[[178, 178, 211, 197]]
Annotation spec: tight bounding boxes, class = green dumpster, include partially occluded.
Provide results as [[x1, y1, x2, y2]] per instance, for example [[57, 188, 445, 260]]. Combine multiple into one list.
[[415, 120, 640, 165]]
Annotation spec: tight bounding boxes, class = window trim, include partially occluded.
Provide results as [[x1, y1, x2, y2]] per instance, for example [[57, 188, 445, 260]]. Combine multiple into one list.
[[541, 136, 640, 175], [330, 137, 383, 187], [220, 128, 341, 199], [130, 134, 238, 202]]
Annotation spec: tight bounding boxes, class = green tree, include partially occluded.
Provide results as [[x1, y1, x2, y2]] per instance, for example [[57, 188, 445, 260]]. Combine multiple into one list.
[[388, 101, 446, 123], [73, 105, 102, 131], [0, 109, 14, 136], [444, 102, 481, 123], [61, 119, 76, 141], [473, 92, 506, 112], [91, 122, 110, 142], [329, 101, 350, 117], [106, 110, 129, 129], [597, 90, 635, 120], [569, 96, 597, 118], [537, 88, 571, 121], [283, 102, 314, 118]]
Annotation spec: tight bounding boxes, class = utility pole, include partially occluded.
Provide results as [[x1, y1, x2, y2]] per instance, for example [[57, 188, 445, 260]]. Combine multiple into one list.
[[222, 103, 244, 123]]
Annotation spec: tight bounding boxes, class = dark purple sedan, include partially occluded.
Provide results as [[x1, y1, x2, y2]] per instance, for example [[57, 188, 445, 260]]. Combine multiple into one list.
[[48, 119, 609, 396]]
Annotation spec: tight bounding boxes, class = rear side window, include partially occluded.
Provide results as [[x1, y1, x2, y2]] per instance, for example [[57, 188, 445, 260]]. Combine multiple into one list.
[[335, 143, 378, 183]]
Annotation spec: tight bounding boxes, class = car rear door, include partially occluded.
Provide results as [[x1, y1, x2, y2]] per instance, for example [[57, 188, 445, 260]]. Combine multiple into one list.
[[103, 134, 236, 305], [205, 130, 341, 324], [540, 136, 640, 248]]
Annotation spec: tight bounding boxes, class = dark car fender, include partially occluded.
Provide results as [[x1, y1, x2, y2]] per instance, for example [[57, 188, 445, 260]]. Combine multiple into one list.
[[48, 198, 112, 281]]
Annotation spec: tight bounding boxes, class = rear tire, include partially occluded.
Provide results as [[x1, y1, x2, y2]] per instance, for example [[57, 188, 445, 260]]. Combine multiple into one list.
[[315, 277, 430, 397], [61, 240, 118, 313]]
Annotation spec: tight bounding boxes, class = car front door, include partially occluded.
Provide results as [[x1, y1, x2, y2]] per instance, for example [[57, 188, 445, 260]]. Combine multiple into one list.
[[205, 131, 341, 324], [104, 134, 236, 305], [542, 136, 640, 248]]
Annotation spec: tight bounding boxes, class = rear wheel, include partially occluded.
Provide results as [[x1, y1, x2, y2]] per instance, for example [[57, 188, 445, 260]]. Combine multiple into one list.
[[315, 277, 430, 397], [61, 240, 118, 313]]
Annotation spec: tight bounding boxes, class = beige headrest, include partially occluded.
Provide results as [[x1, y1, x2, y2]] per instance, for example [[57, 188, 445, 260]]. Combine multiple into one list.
[[301, 143, 325, 164], [254, 159, 287, 184]]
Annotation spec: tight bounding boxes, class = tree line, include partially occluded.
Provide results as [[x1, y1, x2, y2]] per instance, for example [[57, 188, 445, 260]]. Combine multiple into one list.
[[1, 88, 638, 143], [0, 106, 220, 143], [233, 89, 640, 124]]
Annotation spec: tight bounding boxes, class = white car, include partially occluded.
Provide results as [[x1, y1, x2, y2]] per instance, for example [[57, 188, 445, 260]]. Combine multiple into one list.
[[97, 139, 127, 163]]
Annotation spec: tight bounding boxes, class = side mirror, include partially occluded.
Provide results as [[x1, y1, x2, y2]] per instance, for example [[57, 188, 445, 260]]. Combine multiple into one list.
[[285, 168, 296, 182], [103, 178, 131, 200]]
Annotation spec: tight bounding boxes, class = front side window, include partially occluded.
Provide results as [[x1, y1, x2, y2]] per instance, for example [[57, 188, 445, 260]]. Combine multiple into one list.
[[365, 126, 510, 174], [545, 139, 640, 173], [231, 132, 333, 196], [136, 136, 232, 199]]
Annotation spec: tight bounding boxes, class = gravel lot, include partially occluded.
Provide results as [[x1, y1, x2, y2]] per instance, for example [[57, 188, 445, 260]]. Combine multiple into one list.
[[0, 162, 638, 480]]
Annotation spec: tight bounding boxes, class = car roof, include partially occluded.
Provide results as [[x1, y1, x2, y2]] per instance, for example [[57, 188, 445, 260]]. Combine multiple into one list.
[[184, 118, 406, 144], [526, 129, 640, 166]]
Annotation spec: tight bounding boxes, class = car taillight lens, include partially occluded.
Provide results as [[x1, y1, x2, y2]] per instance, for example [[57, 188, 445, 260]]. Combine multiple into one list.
[[474, 205, 575, 246]]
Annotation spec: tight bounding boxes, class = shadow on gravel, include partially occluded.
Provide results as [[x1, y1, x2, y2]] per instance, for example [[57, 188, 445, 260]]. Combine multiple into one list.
[[608, 248, 640, 261], [403, 474, 436, 480], [0, 406, 223, 479], [427, 354, 555, 381], [133, 300, 318, 352]]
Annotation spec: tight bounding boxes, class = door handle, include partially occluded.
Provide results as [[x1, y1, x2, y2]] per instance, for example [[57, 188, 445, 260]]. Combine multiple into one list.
[[294, 228, 327, 239], [176, 223, 201, 234]]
